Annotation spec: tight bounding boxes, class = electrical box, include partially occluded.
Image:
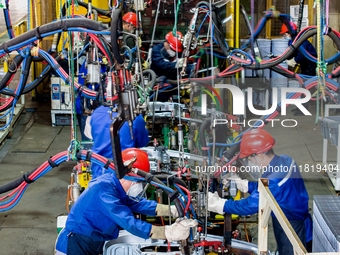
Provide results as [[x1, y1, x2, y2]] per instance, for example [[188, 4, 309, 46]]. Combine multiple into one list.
[[51, 76, 72, 110], [290, 5, 308, 19], [51, 76, 73, 126]]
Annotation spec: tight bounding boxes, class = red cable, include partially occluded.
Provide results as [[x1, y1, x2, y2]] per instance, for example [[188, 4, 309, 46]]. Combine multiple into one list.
[[176, 184, 191, 214]]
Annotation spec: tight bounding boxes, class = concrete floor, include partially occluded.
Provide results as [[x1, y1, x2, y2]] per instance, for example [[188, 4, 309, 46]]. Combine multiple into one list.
[[0, 95, 338, 254]]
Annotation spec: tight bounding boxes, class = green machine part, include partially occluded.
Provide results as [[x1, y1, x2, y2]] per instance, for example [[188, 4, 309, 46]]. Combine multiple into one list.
[[162, 124, 170, 147]]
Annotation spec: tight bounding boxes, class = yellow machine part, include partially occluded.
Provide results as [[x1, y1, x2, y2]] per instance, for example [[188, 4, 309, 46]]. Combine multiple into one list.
[[56, 0, 111, 22], [55, 0, 111, 52], [215, 190, 242, 221], [77, 162, 92, 189], [206, 252, 218, 255]]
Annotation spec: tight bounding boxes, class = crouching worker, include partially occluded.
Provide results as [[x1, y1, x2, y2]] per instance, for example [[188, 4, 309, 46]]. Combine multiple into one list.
[[55, 148, 197, 255]]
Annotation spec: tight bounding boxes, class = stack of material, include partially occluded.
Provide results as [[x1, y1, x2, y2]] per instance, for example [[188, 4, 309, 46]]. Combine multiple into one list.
[[313, 195, 340, 252]]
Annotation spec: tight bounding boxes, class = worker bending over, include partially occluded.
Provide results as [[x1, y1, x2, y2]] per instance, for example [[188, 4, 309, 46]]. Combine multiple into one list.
[[85, 105, 150, 179], [55, 148, 197, 255]]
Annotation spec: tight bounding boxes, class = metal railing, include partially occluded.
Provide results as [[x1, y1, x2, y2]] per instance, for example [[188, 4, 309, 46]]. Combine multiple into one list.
[[258, 178, 339, 255]]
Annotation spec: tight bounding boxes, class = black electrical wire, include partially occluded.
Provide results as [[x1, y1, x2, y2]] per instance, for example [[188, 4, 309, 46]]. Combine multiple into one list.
[[0, 18, 107, 53], [0, 54, 24, 91], [110, 9, 124, 65], [0, 169, 35, 194], [134, 169, 185, 218], [297, 0, 305, 33]]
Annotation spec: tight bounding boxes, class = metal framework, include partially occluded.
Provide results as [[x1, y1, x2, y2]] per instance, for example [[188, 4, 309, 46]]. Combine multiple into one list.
[[258, 178, 339, 255]]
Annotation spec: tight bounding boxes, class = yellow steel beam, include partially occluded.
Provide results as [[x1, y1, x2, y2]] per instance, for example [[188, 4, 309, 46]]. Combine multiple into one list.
[[235, 0, 240, 48], [266, 0, 272, 39], [307, 0, 314, 25], [225, 0, 235, 47]]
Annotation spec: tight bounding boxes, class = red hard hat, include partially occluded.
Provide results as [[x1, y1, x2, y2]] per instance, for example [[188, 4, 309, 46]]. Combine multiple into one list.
[[122, 148, 150, 172], [239, 129, 275, 158], [280, 22, 297, 35], [122, 12, 137, 27], [165, 31, 183, 53]]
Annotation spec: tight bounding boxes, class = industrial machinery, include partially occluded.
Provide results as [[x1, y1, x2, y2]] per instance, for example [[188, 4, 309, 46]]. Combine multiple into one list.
[[0, 0, 339, 254]]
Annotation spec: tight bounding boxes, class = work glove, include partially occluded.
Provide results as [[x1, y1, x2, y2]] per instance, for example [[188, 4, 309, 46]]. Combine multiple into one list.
[[156, 204, 179, 218], [175, 58, 184, 68], [142, 61, 150, 70], [222, 174, 249, 193], [150, 218, 198, 242], [207, 192, 227, 215], [286, 58, 297, 68]]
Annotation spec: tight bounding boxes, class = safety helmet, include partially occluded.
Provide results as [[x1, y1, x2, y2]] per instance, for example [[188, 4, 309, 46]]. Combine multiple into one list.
[[122, 148, 150, 172], [165, 31, 183, 53], [280, 22, 297, 35], [122, 12, 137, 28], [239, 129, 275, 158]]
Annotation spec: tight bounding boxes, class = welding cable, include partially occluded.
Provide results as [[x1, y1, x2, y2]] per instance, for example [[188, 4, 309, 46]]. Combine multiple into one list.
[[0, 150, 119, 211], [88, 34, 113, 66], [210, 7, 229, 56], [121, 45, 133, 70], [2, 1, 15, 39], [0, 18, 107, 56], [130, 169, 186, 218], [110, 9, 124, 66], [126, 174, 192, 219], [195, 7, 210, 38], [2, 54, 64, 96], [97, 36, 114, 66], [0, 54, 24, 91], [237, 27, 340, 69], [230, 49, 255, 66], [0, 54, 32, 114], [175, 184, 191, 215], [125, 175, 190, 219], [199, 118, 211, 158], [38, 48, 117, 101], [150, 174, 187, 187], [142, 69, 157, 101], [148, 85, 175, 100], [173, 183, 197, 219]]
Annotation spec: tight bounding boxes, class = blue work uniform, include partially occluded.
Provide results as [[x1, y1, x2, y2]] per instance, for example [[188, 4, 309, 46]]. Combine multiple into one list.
[[55, 172, 158, 254], [90, 105, 150, 179], [289, 39, 317, 76], [150, 42, 194, 80], [223, 155, 312, 255]]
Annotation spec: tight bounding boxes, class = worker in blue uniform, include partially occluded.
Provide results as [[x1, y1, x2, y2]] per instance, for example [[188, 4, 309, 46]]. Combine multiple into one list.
[[208, 129, 312, 255], [88, 105, 150, 179], [150, 31, 195, 80], [55, 148, 198, 255], [280, 22, 317, 116]]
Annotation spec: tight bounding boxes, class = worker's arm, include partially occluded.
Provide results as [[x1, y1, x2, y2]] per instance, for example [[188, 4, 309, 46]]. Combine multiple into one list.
[[295, 41, 317, 64], [248, 181, 258, 193], [151, 44, 177, 70], [123, 196, 158, 216], [223, 191, 259, 216], [98, 190, 154, 239], [133, 114, 150, 148]]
